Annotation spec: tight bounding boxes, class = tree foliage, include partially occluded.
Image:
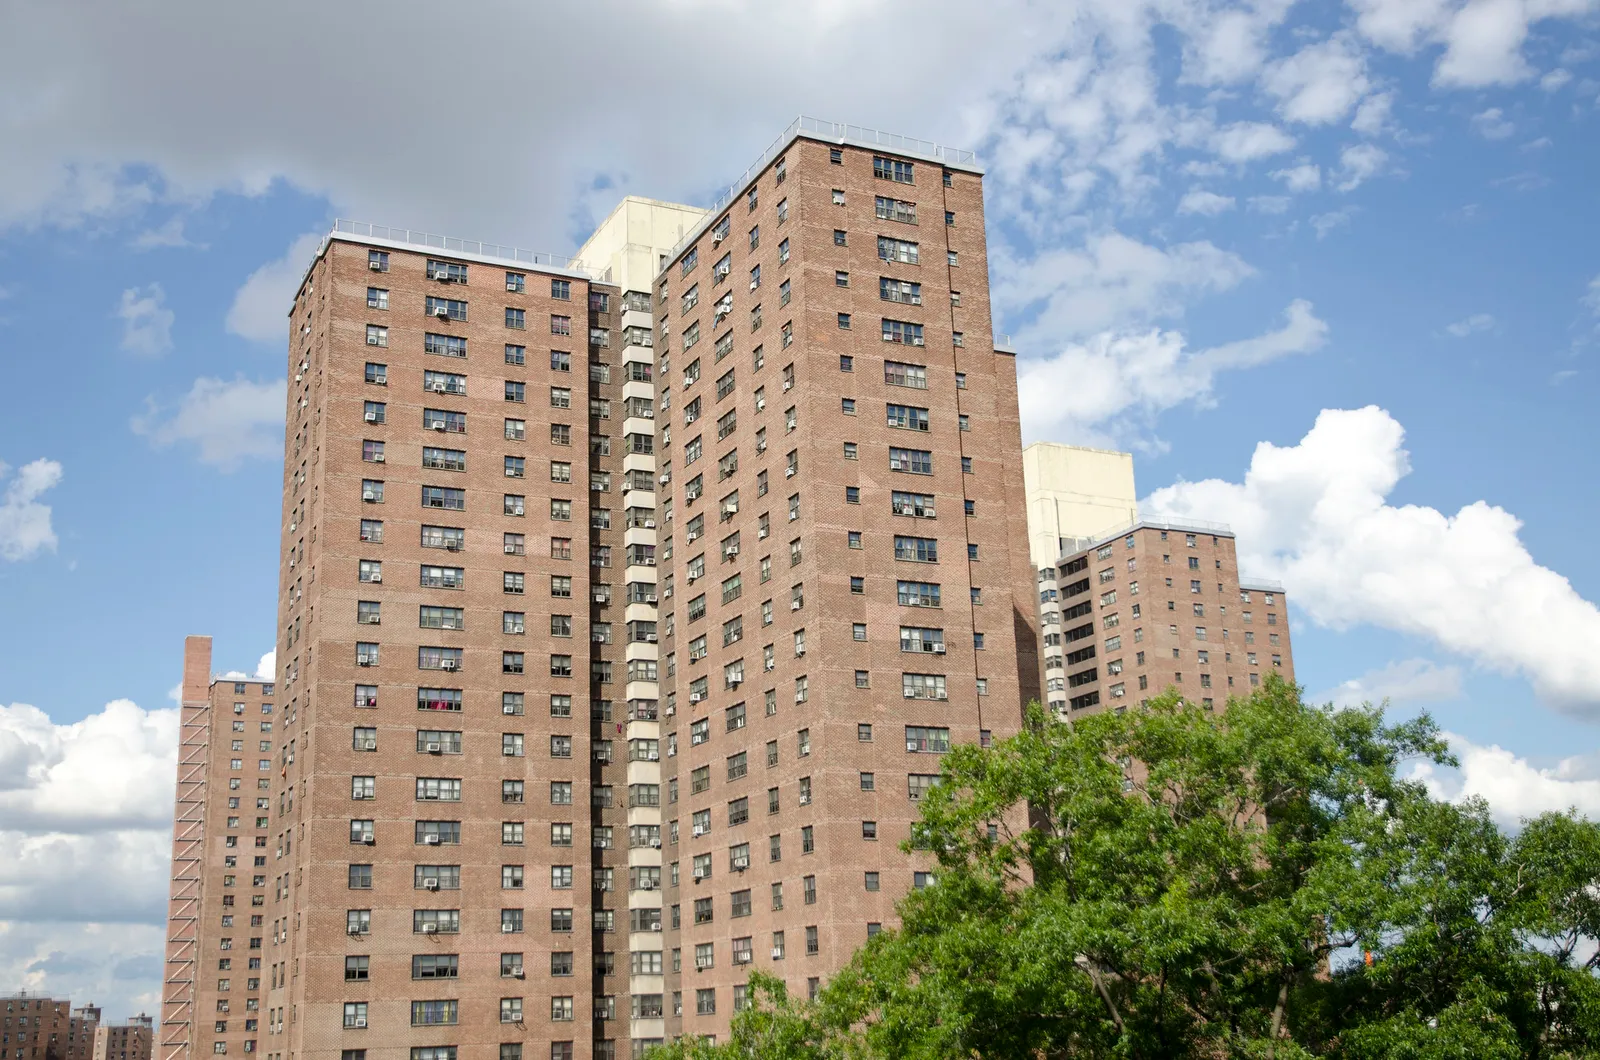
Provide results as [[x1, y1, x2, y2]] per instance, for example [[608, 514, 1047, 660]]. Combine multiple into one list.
[[651, 677, 1600, 1059]]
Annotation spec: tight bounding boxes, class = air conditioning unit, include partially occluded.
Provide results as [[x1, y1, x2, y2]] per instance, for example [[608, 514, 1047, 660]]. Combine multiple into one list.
[[426, 743, 442, 754], [771, 948, 784, 959], [645, 592, 659, 603], [423, 878, 440, 891], [650, 923, 662, 932], [364, 411, 377, 422], [755, 442, 767, 453], [440, 659, 458, 671], [651, 838, 662, 849], [686, 572, 698, 583], [712, 232, 723, 244], [353, 1018, 367, 1029], [430, 421, 447, 431], [436, 272, 454, 283], [357, 657, 374, 667], [689, 692, 703, 703], [353, 790, 369, 800], [645, 633, 658, 643], [424, 833, 441, 845], [695, 956, 712, 970], [664, 706, 675, 717], [693, 868, 707, 880], [644, 520, 656, 529], [798, 794, 811, 805], [783, 380, 793, 391], [723, 503, 738, 515], [503, 703, 518, 715], [641, 879, 655, 891], [755, 399, 766, 411], [662, 588, 673, 599], [367, 573, 382, 583], [932, 644, 946, 654], [890, 460, 903, 470], [434, 307, 451, 319], [791, 600, 802, 611], [422, 923, 439, 934], [362, 490, 376, 501], [501, 923, 516, 933], [432, 382, 447, 392], [369, 260, 383, 271], [348, 925, 365, 936], [505, 544, 518, 554], [732, 858, 749, 871], [907, 740, 922, 752], [724, 546, 738, 558], [362, 834, 376, 845], [686, 531, 698, 542]]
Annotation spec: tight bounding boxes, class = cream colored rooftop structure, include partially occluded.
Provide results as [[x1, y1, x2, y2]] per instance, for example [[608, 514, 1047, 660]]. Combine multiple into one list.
[[1022, 441, 1138, 569]]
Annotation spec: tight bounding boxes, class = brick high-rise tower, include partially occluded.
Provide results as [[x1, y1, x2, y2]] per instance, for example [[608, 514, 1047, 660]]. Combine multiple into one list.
[[650, 119, 1039, 1042]]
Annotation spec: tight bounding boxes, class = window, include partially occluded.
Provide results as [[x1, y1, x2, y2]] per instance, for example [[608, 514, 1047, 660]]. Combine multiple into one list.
[[894, 535, 939, 562], [365, 362, 387, 385], [365, 325, 388, 347], [368, 250, 389, 272], [833, 229, 847, 246], [902, 673, 948, 701], [873, 155, 915, 183], [886, 403, 930, 431], [877, 236, 919, 265], [889, 447, 933, 474]]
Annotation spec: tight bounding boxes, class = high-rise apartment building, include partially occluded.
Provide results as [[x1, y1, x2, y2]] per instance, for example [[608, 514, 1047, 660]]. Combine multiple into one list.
[[649, 118, 1038, 1042], [1037, 522, 1293, 718], [2, 996, 100, 1060], [166, 116, 1037, 1060], [161, 637, 273, 1060], [95, 1016, 153, 1060]]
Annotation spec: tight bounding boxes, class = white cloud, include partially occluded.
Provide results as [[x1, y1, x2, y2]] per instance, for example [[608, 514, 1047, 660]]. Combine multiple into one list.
[[1541, 67, 1573, 91], [1177, 189, 1236, 215], [131, 215, 203, 250], [1335, 142, 1389, 190], [0, 698, 177, 1019], [1249, 195, 1292, 213], [995, 231, 1254, 344], [1209, 121, 1297, 162], [0, 458, 63, 562], [1318, 657, 1464, 709], [226, 231, 323, 343], [130, 376, 285, 470], [1178, 4, 1292, 85], [1443, 312, 1495, 336], [1413, 733, 1600, 828], [1470, 106, 1516, 139], [115, 283, 173, 355], [1272, 161, 1322, 192], [1582, 273, 1600, 316], [256, 650, 276, 680], [1262, 33, 1372, 124], [1350, 0, 1594, 90], [1142, 406, 1600, 713], [1351, 91, 1397, 136], [1310, 207, 1357, 237], [1016, 299, 1327, 446], [1521, 136, 1552, 151]]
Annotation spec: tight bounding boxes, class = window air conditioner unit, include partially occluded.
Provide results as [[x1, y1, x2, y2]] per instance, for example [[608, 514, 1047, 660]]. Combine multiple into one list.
[[434, 307, 451, 319], [368, 572, 382, 583], [424, 834, 441, 845], [423, 878, 440, 891], [505, 544, 518, 554], [441, 659, 458, 671], [369, 260, 383, 271], [650, 923, 662, 932], [353, 1018, 367, 1029], [644, 519, 656, 529], [432, 382, 447, 392], [732, 858, 748, 870], [686, 531, 698, 542], [357, 658, 374, 667], [651, 838, 662, 848], [755, 399, 765, 411], [348, 925, 365, 936], [784, 467, 796, 479], [430, 421, 447, 431], [791, 600, 802, 611], [426, 743, 442, 754], [422, 923, 439, 934], [686, 572, 698, 583], [725, 546, 738, 558], [647, 749, 660, 760], [693, 868, 707, 879], [501, 923, 516, 933], [360, 739, 377, 750], [695, 956, 712, 970], [664, 706, 675, 717], [362, 834, 376, 845], [723, 503, 738, 515], [932, 644, 945, 654], [755, 441, 766, 453], [689, 693, 702, 703], [734, 952, 751, 964], [646, 592, 659, 603], [362, 490, 376, 501], [436, 272, 454, 283], [771, 948, 784, 959], [712, 232, 723, 244], [645, 633, 658, 643], [890, 460, 903, 470], [783, 380, 792, 392], [364, 412, 377, 422]]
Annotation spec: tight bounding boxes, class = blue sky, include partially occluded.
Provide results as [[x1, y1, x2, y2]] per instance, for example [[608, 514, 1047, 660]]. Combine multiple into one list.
[[1, 0, 1597, 1020]]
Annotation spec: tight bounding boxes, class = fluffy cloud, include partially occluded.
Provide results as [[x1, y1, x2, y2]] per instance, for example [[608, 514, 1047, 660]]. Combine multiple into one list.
[[131, 376, 286, 470], [1318, 657, 1464, 709], [1413, 734, 1600, 828], [1349, 0, 1597, 89], [1310, 207, 1357, 238], [1177, 189, 1236, 215], [1016, 299, 1326, 446], [0, 698, 176, 1019], [0, 458, 62, 561], [1350, 91, 1397, 136], [1209, 121, 1297, 162], [995, 231, 1254, 343], [1272, 161, 1322, 192], [1470, 106, 1516, 139], [1335, 142, 1389, 190], [1262, 33, 1372, 124], [1142, 406, 1600, 713], [226, 231, 323, 343], [115, 283, 173, 355], [1443, 312, 1495, 336]]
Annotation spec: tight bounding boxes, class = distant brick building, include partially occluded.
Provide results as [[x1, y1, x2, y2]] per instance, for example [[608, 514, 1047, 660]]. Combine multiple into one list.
[[94, 1015, 152, 1060], [1, 996, 98, 1060]]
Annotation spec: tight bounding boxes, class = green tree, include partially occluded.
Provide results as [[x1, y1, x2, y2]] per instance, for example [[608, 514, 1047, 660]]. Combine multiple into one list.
[[651, 677, 1600, 1059]]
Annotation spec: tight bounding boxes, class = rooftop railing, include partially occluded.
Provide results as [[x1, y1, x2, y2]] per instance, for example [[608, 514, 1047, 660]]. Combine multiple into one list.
[[332, 220, 598, 275]]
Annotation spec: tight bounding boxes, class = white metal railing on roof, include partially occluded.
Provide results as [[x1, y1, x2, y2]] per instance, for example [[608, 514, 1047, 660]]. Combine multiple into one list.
[[1059, 516, 1235, 560], [332, 219, 596, 274], [665, 115, 981, 263], [1239, 578, 1286, 592]]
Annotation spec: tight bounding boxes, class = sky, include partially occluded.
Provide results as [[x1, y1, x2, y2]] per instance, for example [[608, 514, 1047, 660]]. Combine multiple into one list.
[[1, 0, 1598, 1021]]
